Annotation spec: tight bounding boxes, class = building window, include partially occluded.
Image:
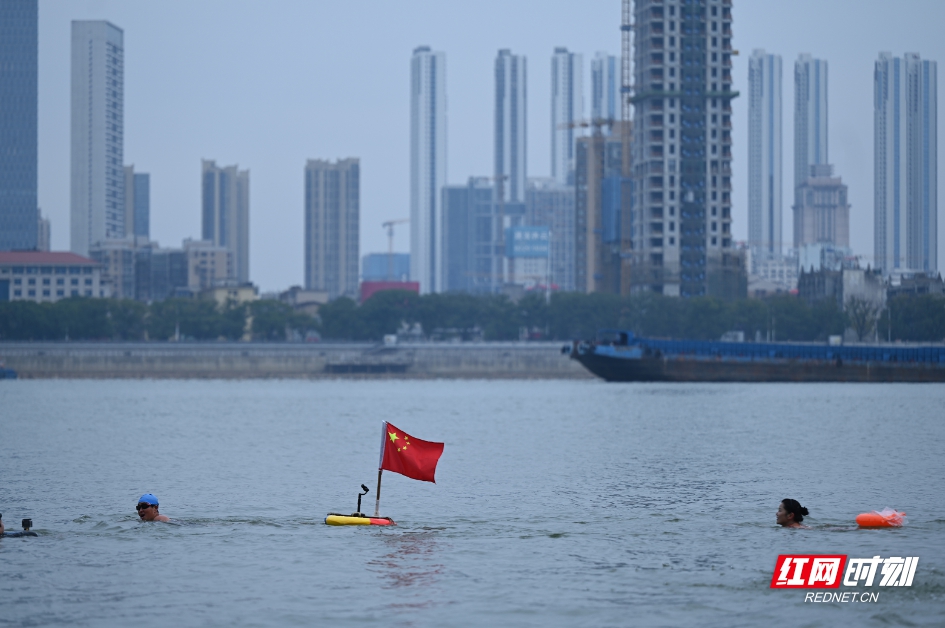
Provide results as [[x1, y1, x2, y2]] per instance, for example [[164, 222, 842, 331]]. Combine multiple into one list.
[[85, 279, 92, 286], [57, 290, 64, 297], [14, 290, 21, 297], [712, 237, 717, 246], [28, 290, 35, 297], [43, 278, 50, 286], [71, 279, 79, 286], [712, 222, 718, 232], [57, 278, 64, 285], [71, 290, 79, 296], [14, 278, 21, 285], [28, 278, 35, 286], [669, 237, 675, 245], [85, 290, 92, 297], [43, 290, 50, 297]]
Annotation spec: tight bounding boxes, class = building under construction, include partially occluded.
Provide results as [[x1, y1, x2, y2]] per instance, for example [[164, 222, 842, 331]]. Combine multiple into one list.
[[626, 0, 744, 299], [574, 121, 632, 294]]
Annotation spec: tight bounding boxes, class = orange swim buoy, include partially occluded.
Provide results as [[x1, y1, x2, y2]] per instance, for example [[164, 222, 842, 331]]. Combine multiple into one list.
[[856, 508, 905, 528]]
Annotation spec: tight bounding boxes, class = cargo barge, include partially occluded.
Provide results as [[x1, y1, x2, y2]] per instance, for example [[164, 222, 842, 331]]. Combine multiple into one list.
[[567, 331, 945, 383]]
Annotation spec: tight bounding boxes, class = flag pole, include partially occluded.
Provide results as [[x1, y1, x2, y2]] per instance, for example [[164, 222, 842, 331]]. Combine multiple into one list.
[[375, 420, 387, 517]]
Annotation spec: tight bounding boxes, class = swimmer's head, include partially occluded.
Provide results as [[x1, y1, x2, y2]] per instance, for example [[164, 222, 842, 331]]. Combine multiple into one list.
[[138, 493, 159, 506], [778, 499, 809, 525]]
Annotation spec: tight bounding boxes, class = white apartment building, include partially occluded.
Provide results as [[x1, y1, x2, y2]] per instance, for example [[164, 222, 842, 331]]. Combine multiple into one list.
[[551, 47, 582, 185], [748, 50, 782, 264], [409, 46, 447, 294], [495, 49, 527, 204], [70, 20, 124, 256], [874, 52, 938, 275], [794, 54, 828, 198]]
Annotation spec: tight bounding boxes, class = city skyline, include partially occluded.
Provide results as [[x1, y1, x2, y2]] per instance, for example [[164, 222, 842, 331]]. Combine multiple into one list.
[[32, 1, 945, 291]]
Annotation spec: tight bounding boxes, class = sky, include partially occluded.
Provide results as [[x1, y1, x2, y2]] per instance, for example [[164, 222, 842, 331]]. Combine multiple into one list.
[[38, 0, 945, 292]]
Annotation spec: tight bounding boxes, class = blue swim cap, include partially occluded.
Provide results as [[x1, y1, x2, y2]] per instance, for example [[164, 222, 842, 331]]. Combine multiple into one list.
[[138, 493, 159, 505]]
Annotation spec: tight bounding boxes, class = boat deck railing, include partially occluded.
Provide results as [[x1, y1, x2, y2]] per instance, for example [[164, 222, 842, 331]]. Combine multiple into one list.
[[592, 331, 945, 365]]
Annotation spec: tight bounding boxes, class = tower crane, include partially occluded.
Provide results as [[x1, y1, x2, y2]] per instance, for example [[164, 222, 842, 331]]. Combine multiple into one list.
[[381, 219, 409, 281]]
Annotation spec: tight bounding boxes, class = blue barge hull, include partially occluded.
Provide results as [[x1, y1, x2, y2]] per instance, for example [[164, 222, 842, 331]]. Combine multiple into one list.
[[569, 332, 945, 383]]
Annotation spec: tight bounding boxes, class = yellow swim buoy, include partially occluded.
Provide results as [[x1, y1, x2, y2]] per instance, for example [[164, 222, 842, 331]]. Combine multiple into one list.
[[325, 513, 395, 526]]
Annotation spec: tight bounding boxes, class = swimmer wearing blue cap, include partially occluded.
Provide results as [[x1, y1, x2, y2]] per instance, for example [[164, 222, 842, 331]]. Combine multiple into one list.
[[136, 494, 170, 522]]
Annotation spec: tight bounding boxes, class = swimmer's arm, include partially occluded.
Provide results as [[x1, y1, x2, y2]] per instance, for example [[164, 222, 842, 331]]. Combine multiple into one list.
[[0, 518, 4, 535]]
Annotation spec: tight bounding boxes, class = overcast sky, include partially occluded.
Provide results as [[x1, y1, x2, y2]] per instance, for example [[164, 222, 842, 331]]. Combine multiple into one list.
[[38, 0, 945, 292]]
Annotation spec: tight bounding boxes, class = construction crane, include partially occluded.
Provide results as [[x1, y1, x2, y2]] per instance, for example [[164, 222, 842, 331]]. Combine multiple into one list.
[[381, 219, 409, 281], [557, 117, 617, 136]]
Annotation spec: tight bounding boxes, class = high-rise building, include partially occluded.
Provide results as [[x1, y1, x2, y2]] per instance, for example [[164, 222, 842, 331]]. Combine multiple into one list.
[[442, 177, 495, 294], [124, 166, 150, 238], [793, 164, 850, 248], [71, 21, 124, 256], [591, 52, 618, 125], [575, 125, 627, 294], [551, 48, 583, 185], [0, 0, 38, 251], [304, 159, 360, 300], [794, 54, 828, 197], [874, 52, 938, 275], [748, 50, 782, 262], [36, 208, 50, 252], [410, 46, 447, 294], [201, 160, 249, 283], [630, 0, 740, 298], [495, 49, 527, 204], [526, 178, 575, 292]]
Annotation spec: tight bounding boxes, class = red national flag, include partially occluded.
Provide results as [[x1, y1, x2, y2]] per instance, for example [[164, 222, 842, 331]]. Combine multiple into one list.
[[380, 422, 444, 483]]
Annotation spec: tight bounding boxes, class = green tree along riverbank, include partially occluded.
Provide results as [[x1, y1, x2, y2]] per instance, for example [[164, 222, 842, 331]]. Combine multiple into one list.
[[2, 291, 943, 343]]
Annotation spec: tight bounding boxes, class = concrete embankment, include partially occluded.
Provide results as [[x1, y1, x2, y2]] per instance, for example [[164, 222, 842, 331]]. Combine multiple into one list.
[[0, 341, 592, 379]]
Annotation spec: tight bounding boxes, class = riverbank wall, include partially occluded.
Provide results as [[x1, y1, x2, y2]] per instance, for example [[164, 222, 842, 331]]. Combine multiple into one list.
[[0, 341, 591, 379]]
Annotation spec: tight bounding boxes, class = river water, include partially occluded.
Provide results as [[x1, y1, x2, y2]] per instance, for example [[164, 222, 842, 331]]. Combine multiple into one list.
[[1, 379, 943, 626]]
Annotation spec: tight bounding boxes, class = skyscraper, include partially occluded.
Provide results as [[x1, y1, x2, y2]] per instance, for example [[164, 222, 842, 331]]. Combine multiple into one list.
[[874, 53, 938, 274], [0, 0, 38, 251], [201, 160, 249, 283], [304, 159, 360, 300], [794, 54, 828, 197], [410, 46, 447, 294], [71, 21, 124, 256], [591, 52, 618, 124], [495, 49, 527, 204], [124, 166, 150, 238], [551, 47, 582, 185], [748, 50, 782, 261], [630, 0, 740, 298]]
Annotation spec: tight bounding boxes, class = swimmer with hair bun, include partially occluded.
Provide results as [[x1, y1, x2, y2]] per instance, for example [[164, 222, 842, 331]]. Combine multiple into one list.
[[776, 499, 810, 528]]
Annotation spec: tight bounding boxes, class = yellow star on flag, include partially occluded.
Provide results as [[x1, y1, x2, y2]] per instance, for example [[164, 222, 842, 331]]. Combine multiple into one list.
[[389, 431, 399, 444]]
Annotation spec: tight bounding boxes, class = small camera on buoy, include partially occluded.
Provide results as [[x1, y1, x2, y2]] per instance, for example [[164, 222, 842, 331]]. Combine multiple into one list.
[[22, 518, 32, 531], [352, 484, 370, 517]]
